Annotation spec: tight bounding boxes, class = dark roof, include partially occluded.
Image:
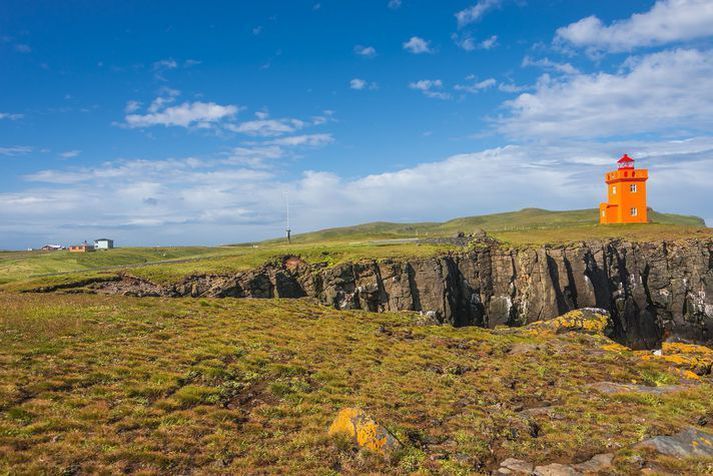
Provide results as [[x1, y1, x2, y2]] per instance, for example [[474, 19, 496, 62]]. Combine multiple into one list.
[[94, 238, 113, 241]]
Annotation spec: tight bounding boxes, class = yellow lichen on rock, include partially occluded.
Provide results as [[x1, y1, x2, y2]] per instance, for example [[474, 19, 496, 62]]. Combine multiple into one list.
[[525, 308, 610, 336], [328, 408, 402, 455], [658, 342, 713, 376]]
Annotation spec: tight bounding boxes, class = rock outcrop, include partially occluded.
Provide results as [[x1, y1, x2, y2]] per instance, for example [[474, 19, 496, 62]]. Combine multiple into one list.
[[77, 238, 713, 349], [328, 408, 402, 455]]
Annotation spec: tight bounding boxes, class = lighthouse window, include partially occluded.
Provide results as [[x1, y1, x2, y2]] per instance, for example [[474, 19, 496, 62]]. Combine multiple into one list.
[[630, 184, 637, 192], [631, 207, 638, 216], [612, 186, 617, 194]]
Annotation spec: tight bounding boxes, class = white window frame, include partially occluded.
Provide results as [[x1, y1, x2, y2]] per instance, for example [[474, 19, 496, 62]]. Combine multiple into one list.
[[612, 185, 617, 195], [631, 207, 638, 217], [630, 184, 637, 192]]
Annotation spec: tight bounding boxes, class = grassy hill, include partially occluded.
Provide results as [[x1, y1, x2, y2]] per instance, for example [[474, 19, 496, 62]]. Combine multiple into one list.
[[0, 208, 708, 290], [285, 208, 707, 244]]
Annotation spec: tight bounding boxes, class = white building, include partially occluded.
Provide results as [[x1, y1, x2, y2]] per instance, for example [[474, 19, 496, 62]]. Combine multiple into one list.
[[94, 238, 114, 250]]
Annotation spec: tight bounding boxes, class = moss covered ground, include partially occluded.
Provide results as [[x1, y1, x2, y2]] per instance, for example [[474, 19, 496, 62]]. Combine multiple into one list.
[[1, 293, 712, 474]]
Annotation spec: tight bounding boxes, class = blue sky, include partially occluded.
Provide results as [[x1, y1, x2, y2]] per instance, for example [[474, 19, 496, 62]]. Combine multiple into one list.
[[1, 0, 712, 248]]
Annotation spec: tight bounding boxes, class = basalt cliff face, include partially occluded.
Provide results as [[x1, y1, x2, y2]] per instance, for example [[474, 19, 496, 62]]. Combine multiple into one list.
[[88, 238, 712, 349]]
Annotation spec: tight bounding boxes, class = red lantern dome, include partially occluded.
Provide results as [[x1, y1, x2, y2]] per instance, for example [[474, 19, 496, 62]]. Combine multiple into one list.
[[617, 153, 635, 169]]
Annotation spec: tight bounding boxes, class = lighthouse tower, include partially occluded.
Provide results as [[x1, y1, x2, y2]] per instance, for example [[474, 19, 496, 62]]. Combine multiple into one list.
[[599, 154, 648, 224]]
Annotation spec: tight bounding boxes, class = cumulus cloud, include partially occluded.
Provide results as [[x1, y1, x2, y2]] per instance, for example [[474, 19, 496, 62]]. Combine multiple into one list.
[[124, 101, 239, 128], [349, 78, 377, 90], [453, 33, 498, 51], [60, 150, 81, 159], [454, 76, 497, 93], [455, 0, 500, 28], [500, 48, 713, 139], [354, 45, 377, 57], [409, 79, 450, 99], [556, 0, 713, 53], [267, 133, 334, 147], [227, 117, 306, 137], [350, 78, 367, 90], [403, 36, 433, 54], [388, 0, 402, 9]]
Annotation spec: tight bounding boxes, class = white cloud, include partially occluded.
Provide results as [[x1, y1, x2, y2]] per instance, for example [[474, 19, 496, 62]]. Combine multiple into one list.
[[522, 56, 579, 75], [267, 133, 334, 147], [498, 82, 531, 93], [153, 59, 177, 70], [60, 150, 81, 159], [403, 36, 433, 54], [453, 34, 498, 51], [556, 0, 713, 53], [455, 0, 500, 28], [0, 112, 23, 120], [350, 78, 367, 90], [455, 77, 496, 93], [354, 45, 377, 57], [0, 146, 32, 156], [500, 48, 713, 139], [14, 44, 31, 53], [409, 79, 451, 99], [124, 100, 141, 113], [227, 117, 306, 137], [125, 101, 239, 128], [349, 78, 377, 90], [479, 35, 498, 50], [388, 0, 402, 9]]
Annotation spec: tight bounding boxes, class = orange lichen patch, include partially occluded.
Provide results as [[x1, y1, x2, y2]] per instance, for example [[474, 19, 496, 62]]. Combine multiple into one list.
[[525, 309, 610, 336], [328, 408, 402, 455]]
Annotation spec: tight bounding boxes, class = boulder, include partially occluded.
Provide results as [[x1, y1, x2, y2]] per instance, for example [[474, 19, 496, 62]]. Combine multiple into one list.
[[328, 408, 402, 455], [499, 457, 534, 474], [588, 381, 685, 396], [525, 308, 611, 336], [533, 463, 582, 476], [636, 427, 713, 458]]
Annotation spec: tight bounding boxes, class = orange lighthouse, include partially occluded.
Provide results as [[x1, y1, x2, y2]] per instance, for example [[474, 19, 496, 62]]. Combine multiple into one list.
[[599, 154, 648, 224]]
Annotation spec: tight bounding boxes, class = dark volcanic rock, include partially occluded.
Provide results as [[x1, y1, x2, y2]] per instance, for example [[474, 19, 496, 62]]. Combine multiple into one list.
[[60, 238, 713, 349]]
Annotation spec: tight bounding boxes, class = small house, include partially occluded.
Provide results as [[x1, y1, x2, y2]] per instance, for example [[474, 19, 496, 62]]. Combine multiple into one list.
[[69, 242, 95, 253], [94, 238, 114, 250], [41, 244, 63, 251]]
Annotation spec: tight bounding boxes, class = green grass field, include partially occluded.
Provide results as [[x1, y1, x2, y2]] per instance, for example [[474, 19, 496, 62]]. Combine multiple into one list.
[[1, 293, 711, 474], [0, 208, 709, 290]]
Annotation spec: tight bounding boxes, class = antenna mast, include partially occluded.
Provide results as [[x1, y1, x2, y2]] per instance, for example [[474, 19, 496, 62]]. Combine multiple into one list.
[[285, 192, 291, 243]]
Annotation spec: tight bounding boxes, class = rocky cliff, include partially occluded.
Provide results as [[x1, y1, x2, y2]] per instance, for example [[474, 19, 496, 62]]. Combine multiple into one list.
[[86, 238, 712, 349]]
